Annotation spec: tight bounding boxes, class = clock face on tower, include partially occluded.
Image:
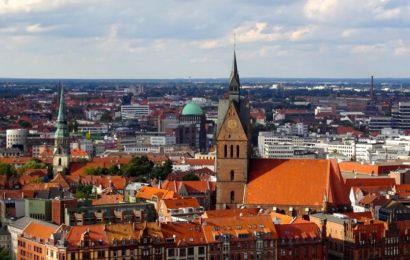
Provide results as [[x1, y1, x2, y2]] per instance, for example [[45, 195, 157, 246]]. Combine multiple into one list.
[[227, 119, 237, 129]]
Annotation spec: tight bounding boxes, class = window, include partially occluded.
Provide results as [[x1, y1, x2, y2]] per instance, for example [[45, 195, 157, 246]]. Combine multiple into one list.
[[230, 191, 235, 204], [180, 248, 186, 257], [236, 145, 240, 158], [167, 248, 175, 256], [188, 247, 194, 255], [224, 145, 227, 158], [230, 145, 234, 158], [230, 170, 234, 181], [58, 158, 62, 166]]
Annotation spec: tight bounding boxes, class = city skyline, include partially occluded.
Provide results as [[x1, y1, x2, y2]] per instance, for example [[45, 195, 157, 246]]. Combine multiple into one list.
[[1, 0, 410, 79]]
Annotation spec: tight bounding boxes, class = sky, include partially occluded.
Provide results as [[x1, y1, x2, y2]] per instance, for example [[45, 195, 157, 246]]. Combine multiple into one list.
[[0, 0, 410, 79]]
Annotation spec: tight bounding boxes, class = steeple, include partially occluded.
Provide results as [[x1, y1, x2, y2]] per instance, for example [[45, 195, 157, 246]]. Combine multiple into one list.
[[229, 51, 240, 102], [57, 84, 65, 123], [53, 83, 70, 176], [55, 84, 68, 139]]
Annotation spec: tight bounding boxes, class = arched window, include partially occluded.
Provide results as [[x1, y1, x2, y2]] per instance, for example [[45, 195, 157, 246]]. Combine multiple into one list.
[[230, 145, 233, 158], [58, 158, 62, 166], [224, 145, 227, 158], [236, 145, 240, 158], [230, 191, 235, 204], [230, 170, 234, 181]]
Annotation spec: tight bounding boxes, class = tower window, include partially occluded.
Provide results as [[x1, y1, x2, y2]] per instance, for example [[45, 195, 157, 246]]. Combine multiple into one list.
[[230, 145, 233, 158], [230, 191, 235, 204], [58, 158, 62, 166], [224, 145, 227, 158], [236, 145, 240, 158], [230, 170, 234, 181]]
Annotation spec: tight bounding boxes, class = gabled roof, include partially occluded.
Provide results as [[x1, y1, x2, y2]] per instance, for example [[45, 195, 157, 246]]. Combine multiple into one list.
[[161, 222, 205, 245], [23, 221, 59, 240], [245, 159, 350, 207], [161, 180, 215, 194], [202, 208, 261, 218], [162, 197, 200, 209], [49, 173, 70, 190], [66, 225, 108, 246], [276, 223, 321, 240], [92, 194, 124, 205], [344, 178, 395, 191], [136, 186, 178, 201], [201, 214, 278, 243]]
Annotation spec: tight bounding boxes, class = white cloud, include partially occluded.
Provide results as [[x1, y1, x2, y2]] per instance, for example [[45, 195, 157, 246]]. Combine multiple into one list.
[[304, 0, 339, 20], [196, 39, 225, 49], [289, 26, 314, 41], [0, 0, 73, 14], [341, 28, 357, 38], [352, 44, 385, 54], [235, 22, 284, 43], [394, 40, 410, 55], [26, 24, 59, 33]]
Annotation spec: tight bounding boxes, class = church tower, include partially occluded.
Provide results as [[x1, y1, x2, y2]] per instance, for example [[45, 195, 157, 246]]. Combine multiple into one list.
[[215, 52, 250, 209], [53, 84, 70, 175]]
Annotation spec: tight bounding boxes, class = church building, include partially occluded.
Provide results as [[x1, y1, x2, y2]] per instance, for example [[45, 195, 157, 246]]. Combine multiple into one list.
[[216, 53, 351, 215], [53, 85, 70, 175]]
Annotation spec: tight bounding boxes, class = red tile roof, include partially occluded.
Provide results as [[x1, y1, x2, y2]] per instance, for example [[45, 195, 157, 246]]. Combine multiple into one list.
[[202, 208, 261, 218], [136, 186, 178, 201], [276, 222, 321, 240], [92, 194, 124, 205], [24, 222, 58, 240], [201, 215, 278, 243], [339, 161, 409, 176], [245, 159, 350, 207], [66, 225, 108, 247], [161, 180, 215, 193], [161, 197, 200, 209], [0, 189, 34, 199], [184, 158, 215, 166], [344, 178, 396, 191], [70, 157, 131, 176], [161, 222, 206, 245]]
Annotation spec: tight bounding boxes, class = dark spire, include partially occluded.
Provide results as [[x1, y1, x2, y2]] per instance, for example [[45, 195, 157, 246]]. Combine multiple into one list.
[[229, 51, 240, 102]]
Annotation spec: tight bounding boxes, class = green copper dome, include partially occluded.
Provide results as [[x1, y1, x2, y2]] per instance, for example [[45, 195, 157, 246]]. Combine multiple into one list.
[[182, 102, 204, 116]]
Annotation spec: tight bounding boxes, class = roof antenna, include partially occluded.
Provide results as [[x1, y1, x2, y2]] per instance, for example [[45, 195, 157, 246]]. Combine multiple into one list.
[[234, 33, 236, 52]]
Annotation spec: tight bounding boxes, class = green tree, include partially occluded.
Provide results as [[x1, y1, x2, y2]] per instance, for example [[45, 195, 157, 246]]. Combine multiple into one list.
[[151, 160, 173, 181], [74, 184, 94, 199], [100, 111, 113, 122], [18, 120, 32, 128], [182, 172, 200, 181], [22, 159, 47, 169], [0, 162, 17, 177], [121, 156, 154, 178], [108, 165, 121, 175], [0, 246, 10, 260]]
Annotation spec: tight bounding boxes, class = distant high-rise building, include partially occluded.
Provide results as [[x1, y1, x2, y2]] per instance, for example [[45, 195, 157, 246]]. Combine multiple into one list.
[[394, 102, 410, 130], [6, 129, 28, 153], [121, 104, 150, 119], [53, 85, 70, 175]]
